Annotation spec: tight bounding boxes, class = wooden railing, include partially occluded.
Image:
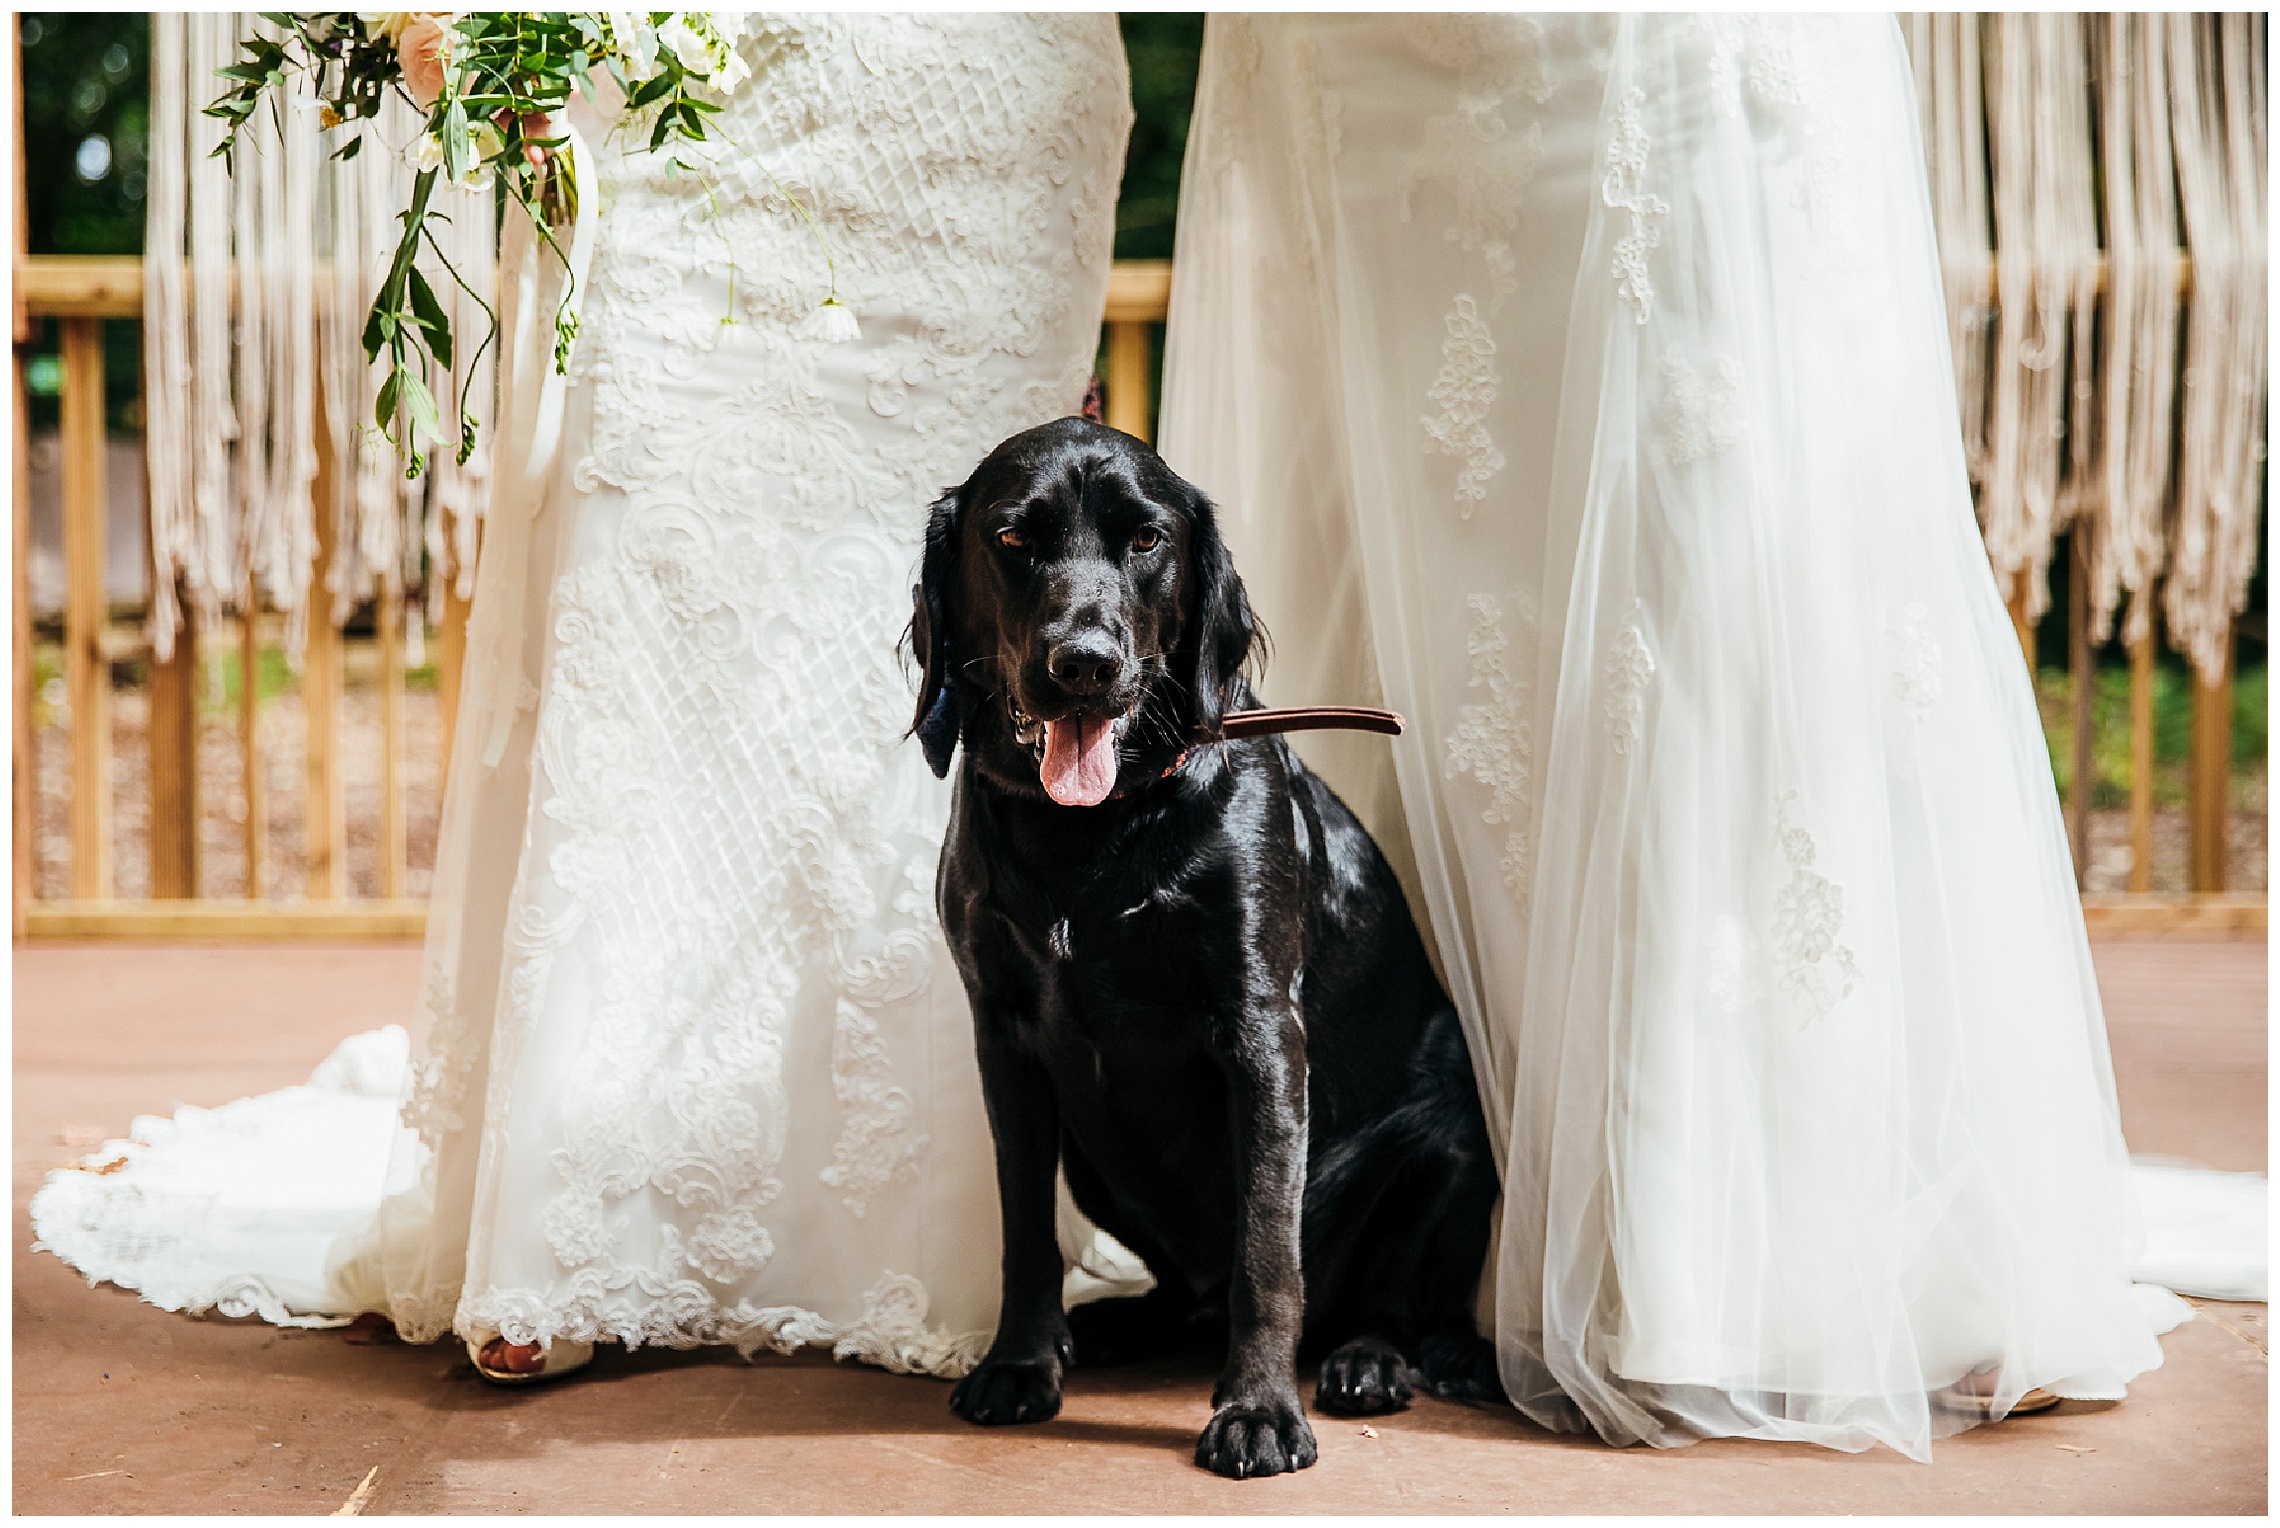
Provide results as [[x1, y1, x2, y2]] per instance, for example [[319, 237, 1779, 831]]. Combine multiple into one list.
[[8, 253, 2260, 939], [9, 255, 1175, 939]]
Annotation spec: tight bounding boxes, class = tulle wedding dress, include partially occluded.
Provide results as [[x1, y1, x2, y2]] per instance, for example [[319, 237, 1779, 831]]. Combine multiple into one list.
[[36, 14, 1134, 1374], [1159, 13, 2229, 1461]]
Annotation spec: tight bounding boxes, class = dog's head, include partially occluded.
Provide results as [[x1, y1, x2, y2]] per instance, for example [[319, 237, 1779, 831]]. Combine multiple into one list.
[[907, 417, 1260, 806]]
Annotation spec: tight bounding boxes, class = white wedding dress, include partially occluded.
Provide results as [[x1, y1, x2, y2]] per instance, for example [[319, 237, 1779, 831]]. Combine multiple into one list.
[[35, 14, 1135, 1373], [1160, 12, 2251, 1461]]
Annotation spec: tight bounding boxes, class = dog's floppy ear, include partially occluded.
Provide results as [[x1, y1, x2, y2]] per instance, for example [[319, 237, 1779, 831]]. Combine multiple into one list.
[[1176, 487, 1260, 739], [907, 484, 964, 778]]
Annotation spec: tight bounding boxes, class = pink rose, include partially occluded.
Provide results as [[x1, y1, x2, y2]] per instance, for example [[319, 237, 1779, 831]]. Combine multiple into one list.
[[396, 14, 454, 109]]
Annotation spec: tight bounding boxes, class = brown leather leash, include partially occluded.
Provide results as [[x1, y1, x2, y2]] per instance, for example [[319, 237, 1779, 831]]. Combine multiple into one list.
[[1112, 706, 1404, 798], [1212, 705, 1404, 741]]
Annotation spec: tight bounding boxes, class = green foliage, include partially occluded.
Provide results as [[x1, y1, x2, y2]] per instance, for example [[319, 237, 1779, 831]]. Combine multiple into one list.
[[196, 640, 294, 714], [1115, 13, 1202, 262], [210, 12, 755, 475], [19, 13, 149, 256], [2036, 659, 2268, 809]]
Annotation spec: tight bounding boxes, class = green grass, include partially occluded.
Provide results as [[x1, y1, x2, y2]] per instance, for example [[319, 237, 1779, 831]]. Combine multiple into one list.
[[32, 635, 439, 729], [2036, 659, 2266, 809]]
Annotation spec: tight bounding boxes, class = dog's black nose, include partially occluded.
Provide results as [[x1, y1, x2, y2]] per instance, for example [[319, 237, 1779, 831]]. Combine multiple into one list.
[[1048, 634, 1125, 696]]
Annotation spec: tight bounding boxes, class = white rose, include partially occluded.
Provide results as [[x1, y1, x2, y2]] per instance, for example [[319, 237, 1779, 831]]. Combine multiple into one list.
[[612, 13, 661, 79], [655, 16, 715, 74]]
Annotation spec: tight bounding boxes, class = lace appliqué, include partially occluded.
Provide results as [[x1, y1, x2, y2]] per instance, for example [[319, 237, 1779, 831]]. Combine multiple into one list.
[[1421, 295, 1506, 515], [1888, 602, 1943, 722], [1771, 791, 1862, 1022], [1656, 354, 1745, 465], [390, 16, 1129, 1376], [456, 1265, 987, 1378], [1444, 592, 1537, 908], [1703, 18, 1853, 265], [832, 1272, 993, 1376], [1602, 600, 1655, 754], [822, 998, 929, 1217], [1603, 88, 1668, 325], [1400, 69, 1546, 315]]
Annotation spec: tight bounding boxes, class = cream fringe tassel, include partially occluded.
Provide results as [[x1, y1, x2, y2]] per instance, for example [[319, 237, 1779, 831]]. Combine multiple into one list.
[[142, 12, 496, 666]]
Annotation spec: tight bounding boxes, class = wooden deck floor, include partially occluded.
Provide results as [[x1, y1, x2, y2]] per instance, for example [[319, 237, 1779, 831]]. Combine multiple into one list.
[[12, 936, 2267, 1514]]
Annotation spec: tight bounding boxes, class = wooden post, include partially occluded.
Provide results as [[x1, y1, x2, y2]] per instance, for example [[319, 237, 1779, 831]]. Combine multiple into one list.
[[11, 338, 29, 932], [60, 316, 110, 899], [302, 419, 345, 900], [148, 605, 200, 897], [1101, 261, 1173, 447], [2128, 627, 2155, 893], [2187, 630, 2234, 893], [2005, 567, 2037, 680], [1105, 320, 1154, 445], [2064, 534, 2093, 887], [377, 585, 405, 899], [12, 22, 32, 932], [146, 348, 198, 898], [240, 605, 265, 898], [437, 552, 473, 792]]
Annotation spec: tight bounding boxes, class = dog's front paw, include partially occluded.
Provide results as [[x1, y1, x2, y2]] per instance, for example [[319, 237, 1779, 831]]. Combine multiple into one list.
[[1413, 1331, 1501, 1403], [1314, 1336, 1414, 1416], [950, 1354, 1064, 1426], [1195, 1393, 1317, 1479]]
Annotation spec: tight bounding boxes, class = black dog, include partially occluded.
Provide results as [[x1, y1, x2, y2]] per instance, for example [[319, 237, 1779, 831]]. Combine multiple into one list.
[[910, 418, 1499, 1479]]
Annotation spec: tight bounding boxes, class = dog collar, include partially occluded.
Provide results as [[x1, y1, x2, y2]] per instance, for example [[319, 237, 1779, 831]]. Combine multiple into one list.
[[1002, 696, 1404, 801]]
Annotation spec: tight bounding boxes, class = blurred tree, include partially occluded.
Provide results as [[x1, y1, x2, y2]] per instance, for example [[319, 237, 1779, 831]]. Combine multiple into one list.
[[1115, 13, 1202, 262], [21, 12, 149, 255]]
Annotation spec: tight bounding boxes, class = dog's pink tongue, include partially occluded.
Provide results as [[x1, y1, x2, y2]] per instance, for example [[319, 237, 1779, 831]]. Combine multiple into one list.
[[1042, 715, 1118, 807]]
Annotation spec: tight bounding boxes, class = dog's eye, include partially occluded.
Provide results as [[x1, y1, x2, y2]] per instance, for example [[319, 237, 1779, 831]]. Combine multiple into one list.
[[997, 528, 1027, 550], [1132, 527, 1161, 553]]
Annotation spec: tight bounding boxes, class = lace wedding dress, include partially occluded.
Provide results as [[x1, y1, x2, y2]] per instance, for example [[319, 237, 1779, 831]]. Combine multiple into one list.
[[35, 14, 1134, 1373], [1160, 13, 2237, 1461]]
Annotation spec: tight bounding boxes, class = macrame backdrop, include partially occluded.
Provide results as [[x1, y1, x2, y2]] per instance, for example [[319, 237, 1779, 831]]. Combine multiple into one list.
[[143, 16, 2261, 679], [1907, 12, 2268, 679], [144, 12, 496, 664]]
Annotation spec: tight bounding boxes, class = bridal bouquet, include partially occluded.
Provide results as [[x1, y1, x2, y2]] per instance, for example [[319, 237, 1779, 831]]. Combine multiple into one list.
[[209, 12, 799, 474]]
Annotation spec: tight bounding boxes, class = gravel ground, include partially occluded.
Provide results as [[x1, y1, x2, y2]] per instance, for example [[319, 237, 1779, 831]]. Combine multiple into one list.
[[33, 652, 443, 903]]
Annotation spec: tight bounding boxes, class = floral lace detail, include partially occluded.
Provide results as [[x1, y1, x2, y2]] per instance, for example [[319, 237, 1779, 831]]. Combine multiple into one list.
[[1888, 602, 1944, 722], [1771, 791, 1862, 1022], [455, 1268, 990, 1378], [1399, 58, 1547, 315], [822, 999, 929, 1217], [1602, 87, 1668, 325], [1602, 600, 1655, 754], [1445, 592, 1537, 909], [832, 1272, 994, 1376], [1655, 353, 1745, 464], [404, 961, 473, 1143], [1421, 295, 1506, 515], [1701, 18, 1851, 262], [389, 16, 1129, 1366]]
